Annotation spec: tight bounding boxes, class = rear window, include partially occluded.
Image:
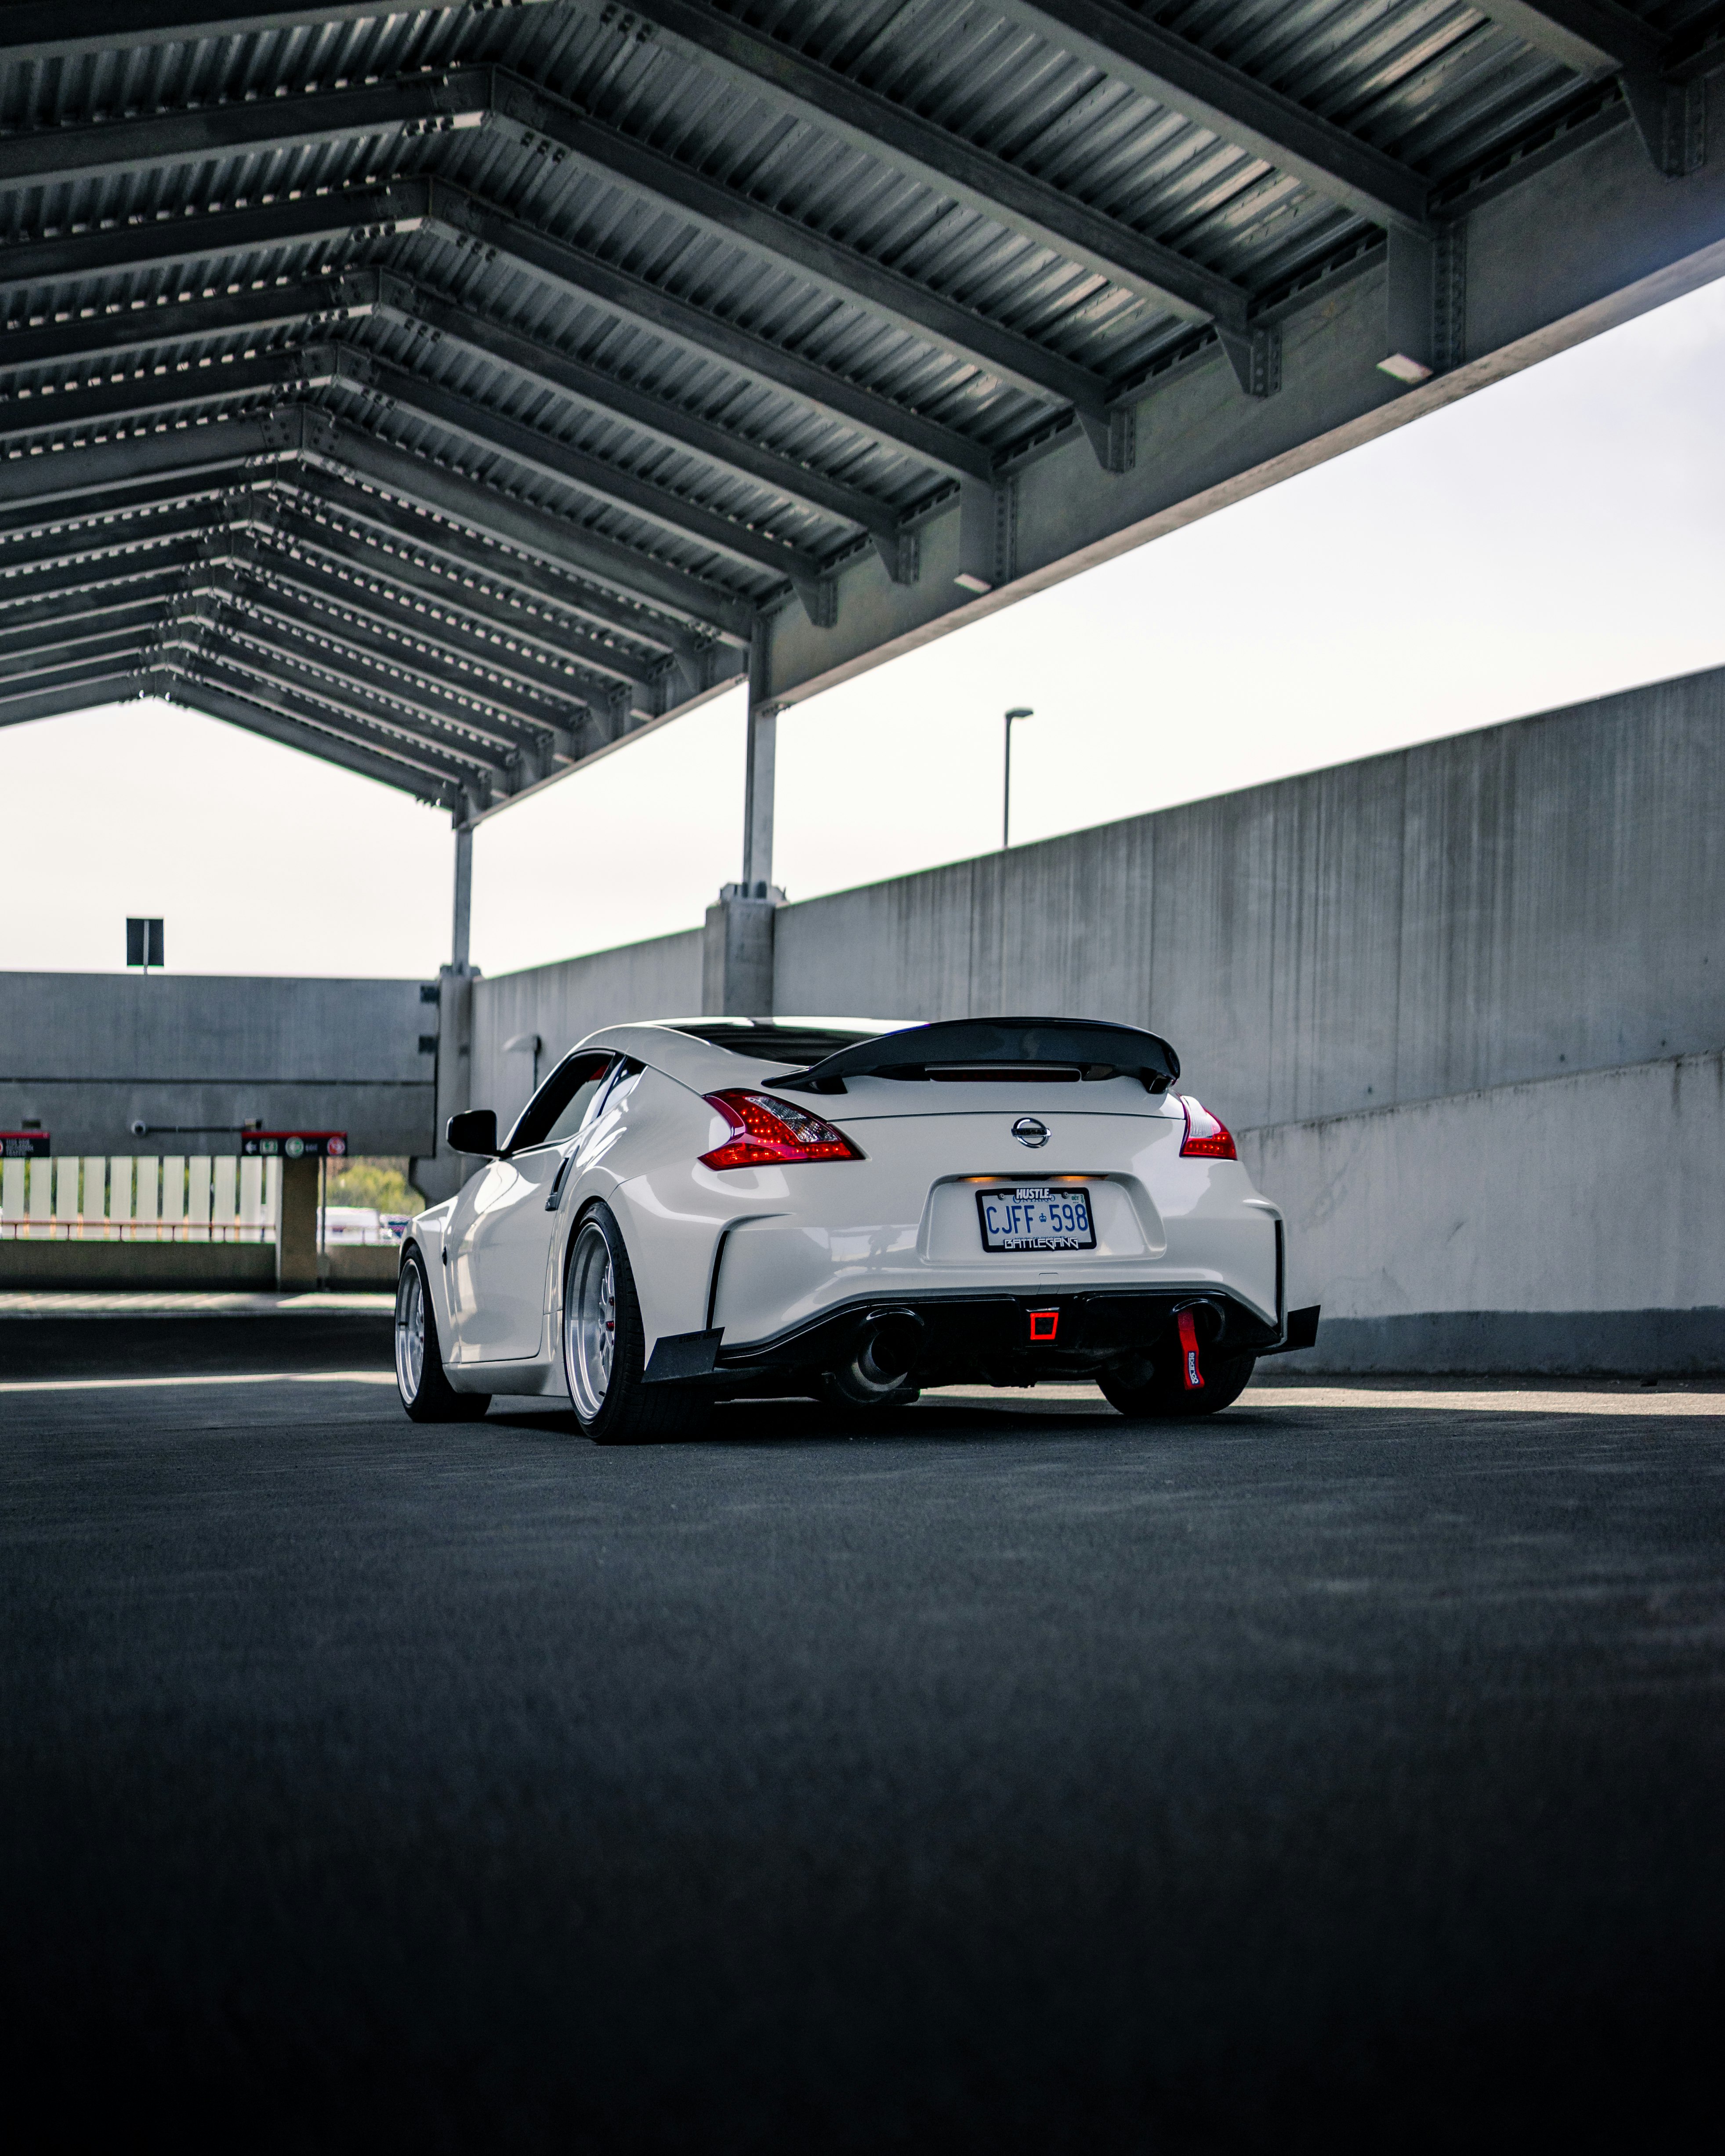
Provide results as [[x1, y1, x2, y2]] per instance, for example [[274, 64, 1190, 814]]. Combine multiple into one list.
[[669, 1021, 886, 1066]]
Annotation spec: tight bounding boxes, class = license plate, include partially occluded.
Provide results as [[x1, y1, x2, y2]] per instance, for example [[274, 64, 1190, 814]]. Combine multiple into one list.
[[976, 1184, 1095, 1252]]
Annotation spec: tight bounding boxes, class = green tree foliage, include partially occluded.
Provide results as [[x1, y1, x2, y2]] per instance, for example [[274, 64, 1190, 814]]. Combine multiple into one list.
[[325, 1157, 424, 1215]]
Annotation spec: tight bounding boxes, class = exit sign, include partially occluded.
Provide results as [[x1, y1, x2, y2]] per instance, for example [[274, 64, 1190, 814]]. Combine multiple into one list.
[[240, 1132, 348, 1160]]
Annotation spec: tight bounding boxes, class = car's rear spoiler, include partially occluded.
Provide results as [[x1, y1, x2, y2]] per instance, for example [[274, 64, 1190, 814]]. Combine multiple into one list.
[[770, 1016, 1181, 1095]]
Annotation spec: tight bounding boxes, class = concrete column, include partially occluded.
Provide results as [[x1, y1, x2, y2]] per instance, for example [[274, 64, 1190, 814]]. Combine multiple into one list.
[[741, 616, 776, 898], [412, 819, 480, 1206], [702, 887, 782, 1017], [451, 823, 474, 973], [705, 627, 783, 1016], [276, 1153, 320, 1288], [742, 700, 776, 895], [412, 963, 476, 1207]]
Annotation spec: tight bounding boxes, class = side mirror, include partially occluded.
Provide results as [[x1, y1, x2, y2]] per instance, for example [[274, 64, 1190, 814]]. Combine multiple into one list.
[[446, 1108, 499, 1157]]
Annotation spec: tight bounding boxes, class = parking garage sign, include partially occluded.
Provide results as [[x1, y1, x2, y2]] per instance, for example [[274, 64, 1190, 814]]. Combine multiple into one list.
[[240, 1132, 347, 1160]]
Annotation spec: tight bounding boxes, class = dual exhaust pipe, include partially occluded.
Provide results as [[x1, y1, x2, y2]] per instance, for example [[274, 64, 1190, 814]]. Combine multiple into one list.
[[827, 1297, 1228, 1405]]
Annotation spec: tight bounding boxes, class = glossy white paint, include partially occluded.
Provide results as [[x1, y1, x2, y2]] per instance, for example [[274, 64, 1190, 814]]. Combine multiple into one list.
[[408, 1022, 1284, 1398], [445, 1146, 564, 1361]]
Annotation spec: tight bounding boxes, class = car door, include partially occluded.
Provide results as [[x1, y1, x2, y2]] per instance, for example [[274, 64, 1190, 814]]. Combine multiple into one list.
[[449, 1052, 618, 1363]]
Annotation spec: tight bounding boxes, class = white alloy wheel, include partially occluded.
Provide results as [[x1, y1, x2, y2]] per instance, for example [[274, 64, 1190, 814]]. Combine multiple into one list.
[[395, 1259, 427, 1404], [565, 1218, 617, 1420]]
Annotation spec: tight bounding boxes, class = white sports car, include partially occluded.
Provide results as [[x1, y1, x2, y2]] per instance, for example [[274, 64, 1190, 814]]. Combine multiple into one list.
[[394, 1015, 1319, 1440]]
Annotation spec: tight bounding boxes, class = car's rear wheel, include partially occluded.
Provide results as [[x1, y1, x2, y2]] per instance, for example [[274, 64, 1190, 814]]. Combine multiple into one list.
[[563, 1203, 704, 1444], [396, 1248, 491, 1422], [1101, 1349, 1256, 1420]]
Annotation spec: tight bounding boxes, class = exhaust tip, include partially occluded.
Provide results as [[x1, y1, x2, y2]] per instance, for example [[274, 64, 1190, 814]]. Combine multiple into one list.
[[1175, 1298, 1227, 1347], [824, 1308, 926, 1405]]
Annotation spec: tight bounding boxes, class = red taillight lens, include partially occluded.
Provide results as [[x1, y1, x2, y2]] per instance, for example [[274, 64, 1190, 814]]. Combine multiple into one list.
[[699, 1090, 865, 1170], [1179, 1095, 1237, 1160]]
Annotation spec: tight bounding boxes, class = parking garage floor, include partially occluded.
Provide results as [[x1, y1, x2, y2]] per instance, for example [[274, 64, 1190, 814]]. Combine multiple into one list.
[[3, 1311, 1721, 2152]]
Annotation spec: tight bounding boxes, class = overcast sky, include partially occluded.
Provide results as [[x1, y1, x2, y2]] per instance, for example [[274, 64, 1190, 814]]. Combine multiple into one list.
[[7, 273, 1725, 982]]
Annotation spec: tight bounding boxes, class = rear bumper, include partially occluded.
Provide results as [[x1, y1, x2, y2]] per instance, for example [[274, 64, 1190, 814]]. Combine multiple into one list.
[[710, 1285, 1286, 1389]]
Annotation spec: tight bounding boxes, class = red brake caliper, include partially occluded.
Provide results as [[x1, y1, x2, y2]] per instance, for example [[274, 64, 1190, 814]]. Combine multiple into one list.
[[1177, 1308, 1204, 1391]]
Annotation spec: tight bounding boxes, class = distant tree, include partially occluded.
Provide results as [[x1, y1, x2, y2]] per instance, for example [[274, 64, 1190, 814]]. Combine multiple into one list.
[[325, 1157, 424, 1215]]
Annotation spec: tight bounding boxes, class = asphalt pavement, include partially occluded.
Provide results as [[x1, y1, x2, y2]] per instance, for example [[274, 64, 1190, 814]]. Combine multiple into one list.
[[3, 1316, 1722, 2152]]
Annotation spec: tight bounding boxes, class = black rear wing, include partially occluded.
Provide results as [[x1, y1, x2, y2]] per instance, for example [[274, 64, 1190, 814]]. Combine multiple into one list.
[[771, 1016, 1181, 1095]]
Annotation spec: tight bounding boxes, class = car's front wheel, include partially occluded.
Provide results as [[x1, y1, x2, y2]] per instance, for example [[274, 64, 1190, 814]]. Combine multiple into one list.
[[395, 1248, 490, 1422], [1101, 1349, 1256, 1420], [563, 1203, 703, 1444]]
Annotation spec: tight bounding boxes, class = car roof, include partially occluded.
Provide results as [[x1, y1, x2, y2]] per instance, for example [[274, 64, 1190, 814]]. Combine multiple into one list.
[[574, 1017, 917, 1092]]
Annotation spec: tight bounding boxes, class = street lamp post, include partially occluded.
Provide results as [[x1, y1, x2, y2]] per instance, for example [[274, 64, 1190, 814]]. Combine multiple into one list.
[[1003, 707, 1034, 849]]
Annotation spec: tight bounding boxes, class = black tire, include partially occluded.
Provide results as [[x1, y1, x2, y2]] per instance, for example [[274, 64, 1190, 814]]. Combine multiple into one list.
[[395, 1246, 491, 1422], [1100, 1349, 1257, 1421], [562, 1202, 705, 1445]]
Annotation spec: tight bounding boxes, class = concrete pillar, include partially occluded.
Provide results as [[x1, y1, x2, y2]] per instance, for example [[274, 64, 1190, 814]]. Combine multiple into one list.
[[412, 963, 476, 1207], [451, 823, 473, 974], [742, 702, 776, 895], [411, 821, 480, 1207], [742, 617, 776, 895], [276, 1153, 320, 1288], [702, 886, 783, 1017], [705, 630, 782, 1016]]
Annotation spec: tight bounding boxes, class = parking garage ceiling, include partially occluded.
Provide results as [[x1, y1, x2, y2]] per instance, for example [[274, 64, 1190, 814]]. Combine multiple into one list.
[[0, 1, 1721, 822]]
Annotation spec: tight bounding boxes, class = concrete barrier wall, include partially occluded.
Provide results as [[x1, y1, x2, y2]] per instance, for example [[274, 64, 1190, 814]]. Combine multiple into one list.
[[0, 1241, 278, 1290], [773, 667, 1725, 1127], [470, 928, 703, 1137], [0, 972, 438, 1155], [1247, 1050, 1725, 1372]]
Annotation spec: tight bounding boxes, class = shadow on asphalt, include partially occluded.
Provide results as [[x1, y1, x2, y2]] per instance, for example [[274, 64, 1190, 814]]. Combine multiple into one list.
[[0, 1312, 394, 1381], [4, 1334, 1723, 2152]]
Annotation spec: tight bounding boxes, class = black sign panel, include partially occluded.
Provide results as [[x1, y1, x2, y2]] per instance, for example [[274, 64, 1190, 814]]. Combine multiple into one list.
[[239, 1132, 348, 1160], [126, 917, 164, 968], [0, 1131, 49, 1159]]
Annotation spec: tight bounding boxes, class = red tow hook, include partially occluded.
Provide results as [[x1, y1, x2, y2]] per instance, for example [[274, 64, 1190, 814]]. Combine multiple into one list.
[[1177, 1308, 1204, 1391]]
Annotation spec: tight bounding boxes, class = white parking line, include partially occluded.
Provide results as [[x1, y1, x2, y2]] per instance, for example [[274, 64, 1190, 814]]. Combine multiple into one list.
[[930, 1382, 1725, 1417], [4, 1374, 1720, 1416], [0, 1371, 398, 1394], [1244, 1386, 1725, 1417]]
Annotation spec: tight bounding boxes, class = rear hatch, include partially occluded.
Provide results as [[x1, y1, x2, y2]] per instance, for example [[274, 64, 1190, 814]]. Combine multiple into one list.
[[801, 1069, 1179, 1261]]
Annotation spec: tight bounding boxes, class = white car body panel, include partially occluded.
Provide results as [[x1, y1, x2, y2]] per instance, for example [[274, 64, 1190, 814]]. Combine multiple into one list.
[[404, 1019, 1291, 1400]]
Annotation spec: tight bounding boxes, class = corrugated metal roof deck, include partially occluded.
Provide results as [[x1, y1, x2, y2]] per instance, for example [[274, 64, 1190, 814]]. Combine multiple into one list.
[[0, 1, 1715, 817]]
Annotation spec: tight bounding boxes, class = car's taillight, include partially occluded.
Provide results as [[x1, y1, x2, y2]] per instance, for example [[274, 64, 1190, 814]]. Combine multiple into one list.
[[699, 1090, 865, 1170], [1179, 1095, 1237, 1160]]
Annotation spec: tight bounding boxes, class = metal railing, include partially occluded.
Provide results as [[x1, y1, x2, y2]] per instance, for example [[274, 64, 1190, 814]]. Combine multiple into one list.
[[0, 1154, 277, 1243]]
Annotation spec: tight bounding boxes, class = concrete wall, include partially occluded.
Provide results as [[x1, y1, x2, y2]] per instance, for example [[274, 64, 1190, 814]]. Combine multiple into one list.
[[0, 972, 438, 1156], [452, 665, 1725, 1371], [1250, 1050, 1725, 1373], [0, 1241, 277, 1290], [470, 928, 703, 1137], [773, 667, 1725, 1125]]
